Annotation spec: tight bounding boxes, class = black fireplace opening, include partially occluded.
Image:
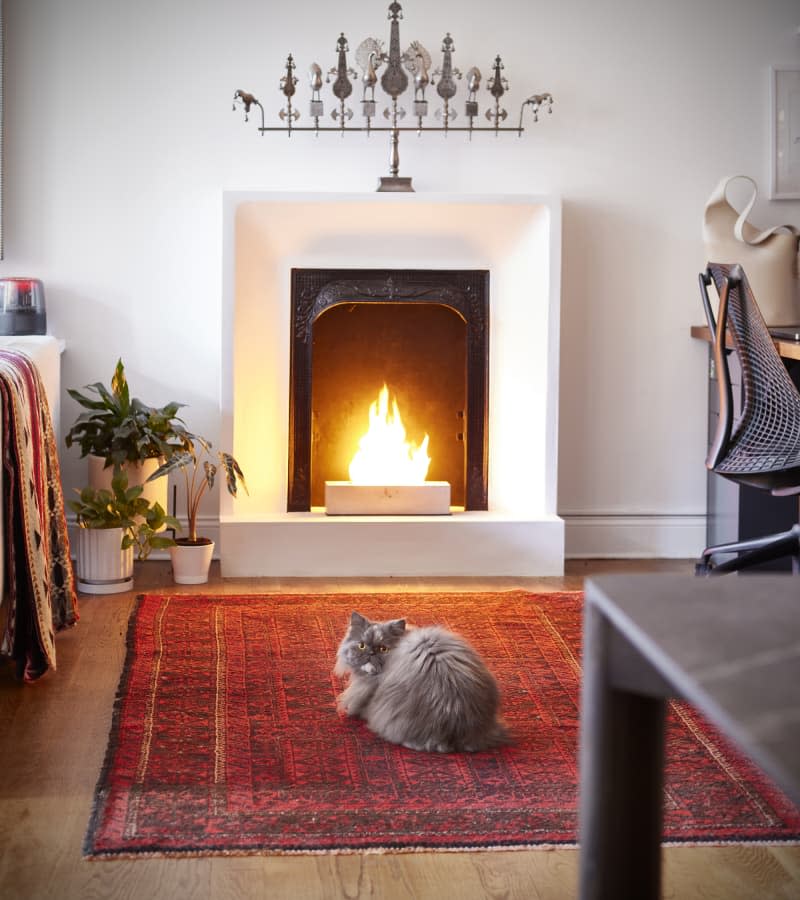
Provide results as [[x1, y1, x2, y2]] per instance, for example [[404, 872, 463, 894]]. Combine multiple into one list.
[[288, 269, 489, 512]]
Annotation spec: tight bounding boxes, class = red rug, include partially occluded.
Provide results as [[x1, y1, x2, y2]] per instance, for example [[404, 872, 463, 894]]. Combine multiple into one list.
[[84, 592, 800, 858]]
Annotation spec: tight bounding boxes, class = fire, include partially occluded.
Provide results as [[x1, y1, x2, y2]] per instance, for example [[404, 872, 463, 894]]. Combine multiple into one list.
[[348, 384, 431, 485]]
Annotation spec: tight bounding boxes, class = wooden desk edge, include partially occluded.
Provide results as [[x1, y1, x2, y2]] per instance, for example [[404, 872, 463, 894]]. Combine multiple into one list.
[[691, 324, 800, 361]]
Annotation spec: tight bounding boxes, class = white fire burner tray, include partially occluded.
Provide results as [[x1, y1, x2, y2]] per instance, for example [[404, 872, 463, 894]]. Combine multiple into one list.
[[325, 481, 451, 515]]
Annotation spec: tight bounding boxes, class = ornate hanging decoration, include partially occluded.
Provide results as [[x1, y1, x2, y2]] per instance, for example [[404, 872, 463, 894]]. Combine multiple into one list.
[[232, 1, 554, 191]]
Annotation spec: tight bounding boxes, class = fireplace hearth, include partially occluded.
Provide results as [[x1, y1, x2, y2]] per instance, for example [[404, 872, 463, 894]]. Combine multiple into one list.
[[220, 192, 563, 576]]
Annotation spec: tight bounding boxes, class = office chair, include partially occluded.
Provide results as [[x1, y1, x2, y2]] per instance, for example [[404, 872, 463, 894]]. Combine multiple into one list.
[[696, 262, 800, 575]]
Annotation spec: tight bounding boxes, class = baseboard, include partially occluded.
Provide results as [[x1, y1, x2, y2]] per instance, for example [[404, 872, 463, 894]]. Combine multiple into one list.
[[562, 513, 706, 559]]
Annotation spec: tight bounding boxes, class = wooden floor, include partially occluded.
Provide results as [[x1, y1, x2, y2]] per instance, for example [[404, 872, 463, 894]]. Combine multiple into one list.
[[0, 559, 798, 900]]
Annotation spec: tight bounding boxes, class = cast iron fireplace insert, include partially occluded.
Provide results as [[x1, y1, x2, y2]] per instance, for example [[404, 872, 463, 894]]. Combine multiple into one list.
[[288, 268, 489, 512]]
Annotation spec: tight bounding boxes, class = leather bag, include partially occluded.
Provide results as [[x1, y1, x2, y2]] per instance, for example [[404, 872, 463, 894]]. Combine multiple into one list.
[[703, 175, 800, 325]]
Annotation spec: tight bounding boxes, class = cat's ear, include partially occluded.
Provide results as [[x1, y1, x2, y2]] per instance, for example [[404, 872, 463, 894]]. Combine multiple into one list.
[[387, 619, 406, 636], [350, 611, 369, 630]]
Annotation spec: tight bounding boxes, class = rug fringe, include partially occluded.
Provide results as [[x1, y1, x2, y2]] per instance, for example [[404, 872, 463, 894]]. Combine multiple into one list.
[[83, 836, 800, 861], [84, 841, 579, 860]]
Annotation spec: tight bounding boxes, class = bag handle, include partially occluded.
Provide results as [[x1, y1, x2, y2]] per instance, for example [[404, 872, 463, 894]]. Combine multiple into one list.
[[713, 174, 800, 244]]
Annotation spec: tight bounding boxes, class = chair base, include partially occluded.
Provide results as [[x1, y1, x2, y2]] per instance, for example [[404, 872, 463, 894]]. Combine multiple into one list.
[[696, 523, 800, 575]]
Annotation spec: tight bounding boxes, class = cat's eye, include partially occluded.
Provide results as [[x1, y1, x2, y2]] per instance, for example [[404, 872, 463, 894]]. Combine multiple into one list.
[[358, 642, 366, 650], [378, 645, 389, 653]]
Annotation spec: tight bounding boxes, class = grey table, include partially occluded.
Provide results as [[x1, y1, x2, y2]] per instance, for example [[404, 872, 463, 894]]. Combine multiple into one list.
[[578, 574, 800, 900]]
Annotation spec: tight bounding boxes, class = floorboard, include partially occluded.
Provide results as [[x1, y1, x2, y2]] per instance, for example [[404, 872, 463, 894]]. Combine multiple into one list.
[[0, 559, 797, 900]]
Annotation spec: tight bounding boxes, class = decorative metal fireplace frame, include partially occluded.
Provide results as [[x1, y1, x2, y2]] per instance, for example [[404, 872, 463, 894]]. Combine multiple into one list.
[[288, 267, 489, 512]]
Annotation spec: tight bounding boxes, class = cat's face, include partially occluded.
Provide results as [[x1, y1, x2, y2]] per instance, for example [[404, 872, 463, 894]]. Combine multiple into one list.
[[337, 611, 406, 676]]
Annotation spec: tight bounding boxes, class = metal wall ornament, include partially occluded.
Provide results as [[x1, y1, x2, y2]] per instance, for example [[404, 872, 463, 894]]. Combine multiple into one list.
[[232, 1, 554, 192]]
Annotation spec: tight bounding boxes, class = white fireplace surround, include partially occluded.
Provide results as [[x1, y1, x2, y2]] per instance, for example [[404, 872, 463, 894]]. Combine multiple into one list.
[[220, 192, 563, 576]]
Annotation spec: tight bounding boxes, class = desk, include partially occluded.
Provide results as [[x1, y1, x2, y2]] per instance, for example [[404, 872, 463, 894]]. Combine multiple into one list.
[[692, 326, 800, 568], [579, 574, 800, 900], [691, 323, 800, 361]]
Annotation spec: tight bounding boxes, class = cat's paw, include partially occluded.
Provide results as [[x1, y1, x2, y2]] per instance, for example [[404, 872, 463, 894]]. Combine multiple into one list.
[[336, 692, 356, 717]]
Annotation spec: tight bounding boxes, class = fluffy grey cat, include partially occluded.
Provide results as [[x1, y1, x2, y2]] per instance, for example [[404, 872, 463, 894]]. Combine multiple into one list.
[[334, 611, 510, 753]]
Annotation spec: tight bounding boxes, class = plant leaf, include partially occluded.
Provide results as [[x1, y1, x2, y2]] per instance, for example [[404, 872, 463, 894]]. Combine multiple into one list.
[[146, 452, 193, 482], [66, 388, 111, 411], [111, 359, 130, 412], [124, 485, 144, 503], [220, 452, 248, 497]]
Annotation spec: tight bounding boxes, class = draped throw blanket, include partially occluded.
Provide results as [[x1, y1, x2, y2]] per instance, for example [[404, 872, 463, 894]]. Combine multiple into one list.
[[0, 350, 77, 681]]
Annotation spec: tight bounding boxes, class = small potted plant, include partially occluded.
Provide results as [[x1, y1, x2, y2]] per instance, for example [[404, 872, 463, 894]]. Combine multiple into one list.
[[69, 468, 180, 594], [65, 359, 193, 510], [148, 436, 247, 584]]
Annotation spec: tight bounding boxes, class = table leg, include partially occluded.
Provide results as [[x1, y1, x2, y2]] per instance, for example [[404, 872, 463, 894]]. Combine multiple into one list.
[[579, 601, 667, 900]]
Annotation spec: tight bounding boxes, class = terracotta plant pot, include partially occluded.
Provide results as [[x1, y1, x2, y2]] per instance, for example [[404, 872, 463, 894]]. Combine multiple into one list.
[[75, 527, 134, 594], [170, 540, 214, 584], [88, 454, 169, 514]]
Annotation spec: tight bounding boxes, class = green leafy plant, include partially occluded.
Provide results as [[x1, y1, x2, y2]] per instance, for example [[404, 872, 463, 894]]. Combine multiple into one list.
[[69, 468, 181, 560], [148, 436, 247, 545], [65, 358, 193, 467]]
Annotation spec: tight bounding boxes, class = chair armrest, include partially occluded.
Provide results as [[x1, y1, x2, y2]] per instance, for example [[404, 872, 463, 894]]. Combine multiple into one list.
[[700, 268, 737, 470]]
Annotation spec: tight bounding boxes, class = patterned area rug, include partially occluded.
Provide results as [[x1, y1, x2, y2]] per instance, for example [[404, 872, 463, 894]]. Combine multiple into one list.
[[84, 592, 800, 858]]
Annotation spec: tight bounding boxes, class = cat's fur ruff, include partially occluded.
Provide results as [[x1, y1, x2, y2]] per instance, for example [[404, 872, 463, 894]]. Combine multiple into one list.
[[334, 611, 510, 753]]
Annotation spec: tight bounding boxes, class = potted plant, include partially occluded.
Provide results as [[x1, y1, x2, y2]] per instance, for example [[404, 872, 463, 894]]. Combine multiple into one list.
[[69, 468, 180, 594], [148, 436, 247, 584], [65, 358, 193, 510]]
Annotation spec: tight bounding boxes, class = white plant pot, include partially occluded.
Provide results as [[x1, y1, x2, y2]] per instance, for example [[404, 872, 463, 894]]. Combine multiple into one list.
[[170, 541, 214, 584], [88, 454, 169, 512], [76, 527, 134, 594]]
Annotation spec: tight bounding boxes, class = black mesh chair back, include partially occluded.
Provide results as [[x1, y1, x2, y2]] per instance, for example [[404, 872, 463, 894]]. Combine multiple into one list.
[[697, 262, 800, 574], [702, 262, 800, 492]]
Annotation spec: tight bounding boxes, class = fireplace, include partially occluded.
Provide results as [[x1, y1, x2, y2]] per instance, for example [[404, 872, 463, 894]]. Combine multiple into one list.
[[288, 268, 489, 512], [220, 192, 563, 576]]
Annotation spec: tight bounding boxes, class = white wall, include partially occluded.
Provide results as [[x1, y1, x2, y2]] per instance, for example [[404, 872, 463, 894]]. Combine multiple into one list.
[[2, 0, 799, 556]]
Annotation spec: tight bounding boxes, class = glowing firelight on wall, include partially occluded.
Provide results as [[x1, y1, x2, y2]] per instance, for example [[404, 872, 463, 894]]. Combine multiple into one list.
[[348, 384, 431, 485]]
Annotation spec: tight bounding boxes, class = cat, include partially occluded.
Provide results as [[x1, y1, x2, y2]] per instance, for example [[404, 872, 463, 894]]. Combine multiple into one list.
[[334, 611, 510, 753]]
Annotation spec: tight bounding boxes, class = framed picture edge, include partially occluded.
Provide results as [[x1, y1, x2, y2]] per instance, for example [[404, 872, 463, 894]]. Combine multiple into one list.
[[769, 63, 800, 201]]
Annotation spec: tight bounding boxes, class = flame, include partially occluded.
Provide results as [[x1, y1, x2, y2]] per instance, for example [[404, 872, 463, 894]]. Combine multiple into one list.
[[348, 385, 431, 485]]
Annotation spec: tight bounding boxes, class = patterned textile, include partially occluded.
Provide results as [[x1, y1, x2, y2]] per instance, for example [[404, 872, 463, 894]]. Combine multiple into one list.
[[84, 592, 800, 858], [0, 350, 77, 681]]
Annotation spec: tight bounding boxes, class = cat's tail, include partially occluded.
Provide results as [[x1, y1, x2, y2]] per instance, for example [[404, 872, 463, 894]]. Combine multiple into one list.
[[485, 719, 512, 749], [463, 719, 512, 752]]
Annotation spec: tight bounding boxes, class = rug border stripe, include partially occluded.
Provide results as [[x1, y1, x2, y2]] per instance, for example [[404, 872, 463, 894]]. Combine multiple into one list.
[[83, 593, 147, 857]]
